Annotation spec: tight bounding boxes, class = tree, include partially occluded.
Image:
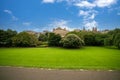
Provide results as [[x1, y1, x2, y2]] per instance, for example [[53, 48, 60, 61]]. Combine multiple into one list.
[[84, 34, 95, 46], [104, 28, 120, 48], [61, 34, 84, 48], [68, 31, 107, 46], [95, 33, 107, 46], [0, 29, 17, 47], [104, 36, 113, 46], [48, 33, 61, 46], [114, 33, 120, 49], [12, 32, 38, 47], [38, 33, 47, 41], [67, 31, 85, 40]]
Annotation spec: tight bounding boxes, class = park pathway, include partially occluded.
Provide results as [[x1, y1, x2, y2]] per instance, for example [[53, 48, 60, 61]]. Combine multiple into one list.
[[0, 67, 120, 80]]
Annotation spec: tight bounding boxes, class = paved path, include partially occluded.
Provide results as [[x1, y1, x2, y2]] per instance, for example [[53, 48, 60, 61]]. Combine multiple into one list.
[[0, 67, 120, 80]]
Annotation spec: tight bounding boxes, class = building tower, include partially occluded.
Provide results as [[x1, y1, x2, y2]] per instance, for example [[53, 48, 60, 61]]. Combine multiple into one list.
[[83, 27, 86, 31]]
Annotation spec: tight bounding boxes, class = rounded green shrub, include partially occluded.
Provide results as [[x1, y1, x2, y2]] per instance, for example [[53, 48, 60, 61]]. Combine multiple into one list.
[[62, 34, 84, 48]]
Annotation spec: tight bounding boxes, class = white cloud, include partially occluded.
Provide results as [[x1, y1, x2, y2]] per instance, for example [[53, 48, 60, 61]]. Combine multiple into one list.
[[74, 0, 117, 8], [78, 10, 98, 30], [42, 0, 117, 8], [42, 0, 55, 3], [75, 1, 95, 9], [94, 0, 117, 8], [4, 10, 12, 14], [41, 0, 118, 30], [22, 22, 31, 26], [79, 10, 89, 16], [84, 20, 98, 30], [4, 9, 18, 21], [48, 19, 74, 31], [75, 0, 117, 30], [89, 13, 95, 19], [79, 10, 97, 19]]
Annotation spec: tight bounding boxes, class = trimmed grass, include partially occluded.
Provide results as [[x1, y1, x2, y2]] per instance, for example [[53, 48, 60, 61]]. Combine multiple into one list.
[[0, 47, 120, 70]]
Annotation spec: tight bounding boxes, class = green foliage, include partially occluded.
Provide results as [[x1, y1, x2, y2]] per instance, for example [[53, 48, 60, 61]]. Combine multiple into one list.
[[94, 33, 107, 46], [68, 31, 106, 46], [62, 34, 83, 48], [104, 36, 113, 46], [38, 33, 48, 41], [0, 29, 17, 47], [104, 28, 120, 48], [48, 33, 61, 46], [12, 32, 38, 47], [67, 31, 85, 40], [84, 34, 95, 46], [114, 33, 120, 49]]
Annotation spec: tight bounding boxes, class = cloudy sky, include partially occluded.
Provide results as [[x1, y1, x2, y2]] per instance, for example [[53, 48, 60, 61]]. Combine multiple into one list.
[[0, 0, 120, 32]]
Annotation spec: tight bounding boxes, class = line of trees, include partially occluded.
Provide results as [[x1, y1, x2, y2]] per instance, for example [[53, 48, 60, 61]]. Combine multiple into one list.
[[0, 28, 120, 49], [0, 29, 39, 47], [104, 28, 120, 49], [0, 29, 17, 47]]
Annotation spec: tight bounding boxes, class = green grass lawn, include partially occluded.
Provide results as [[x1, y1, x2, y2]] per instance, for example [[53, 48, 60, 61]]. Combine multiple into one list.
[[0, 47, 120, 70]]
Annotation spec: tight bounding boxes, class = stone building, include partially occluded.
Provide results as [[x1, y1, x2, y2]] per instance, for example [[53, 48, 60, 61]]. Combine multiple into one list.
[[53, 27, 69, 37], [92, 27, 97, 32], [25, 31, 40, 38], [101, 29, 109, 33]]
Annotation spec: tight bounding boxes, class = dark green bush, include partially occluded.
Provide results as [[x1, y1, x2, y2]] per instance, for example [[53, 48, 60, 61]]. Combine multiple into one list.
[[48, 33, 61, 46], [0, 29, 17, 47], [38, 33, 48, 41], [114, 33, 120, 49], [12, 32, 38, 47]]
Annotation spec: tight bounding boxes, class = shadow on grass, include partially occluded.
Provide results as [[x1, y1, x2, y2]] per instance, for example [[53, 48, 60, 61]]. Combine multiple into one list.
[[104, 46, 119, 50]]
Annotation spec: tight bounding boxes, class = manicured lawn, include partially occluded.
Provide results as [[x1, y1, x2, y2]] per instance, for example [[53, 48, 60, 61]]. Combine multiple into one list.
[[0, 47, 120, 70]]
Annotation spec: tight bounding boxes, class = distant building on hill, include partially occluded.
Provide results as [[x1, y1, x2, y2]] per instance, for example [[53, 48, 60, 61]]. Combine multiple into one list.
[[74, 29, 81, 32], [101, 29, 109, 33], [82, 27, 98, 32], [83, 27, 86, 31], [92, 27, 97, 32], [25, 31, 39, 37], [53, 27, 69, 37]]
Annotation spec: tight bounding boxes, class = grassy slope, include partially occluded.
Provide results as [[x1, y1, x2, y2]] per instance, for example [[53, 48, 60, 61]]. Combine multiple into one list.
[[0, 47, 120, 70]]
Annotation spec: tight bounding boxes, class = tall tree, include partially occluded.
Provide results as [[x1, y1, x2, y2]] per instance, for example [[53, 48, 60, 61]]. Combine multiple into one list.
[[48, 33, 61, 46], [0, 29, 17, 47], [114, 33, 120, 49]]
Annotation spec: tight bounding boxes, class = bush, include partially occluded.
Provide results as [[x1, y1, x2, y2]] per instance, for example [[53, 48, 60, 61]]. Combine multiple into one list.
[[114, 33, 120, 49], [62, 34, 84, 48], [48, 33, 61, 46], [12, 32, 38, 47]]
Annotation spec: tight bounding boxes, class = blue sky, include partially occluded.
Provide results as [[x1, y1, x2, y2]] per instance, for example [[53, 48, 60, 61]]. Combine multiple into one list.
[[0, 0, 120, 32]]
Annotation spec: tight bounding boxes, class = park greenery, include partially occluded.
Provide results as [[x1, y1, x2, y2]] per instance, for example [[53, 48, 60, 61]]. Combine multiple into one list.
[[60, 34, 84, 48], [0, 28, 120, 70], [12, 32, 38, 47], [0, 28, 120, 49]]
